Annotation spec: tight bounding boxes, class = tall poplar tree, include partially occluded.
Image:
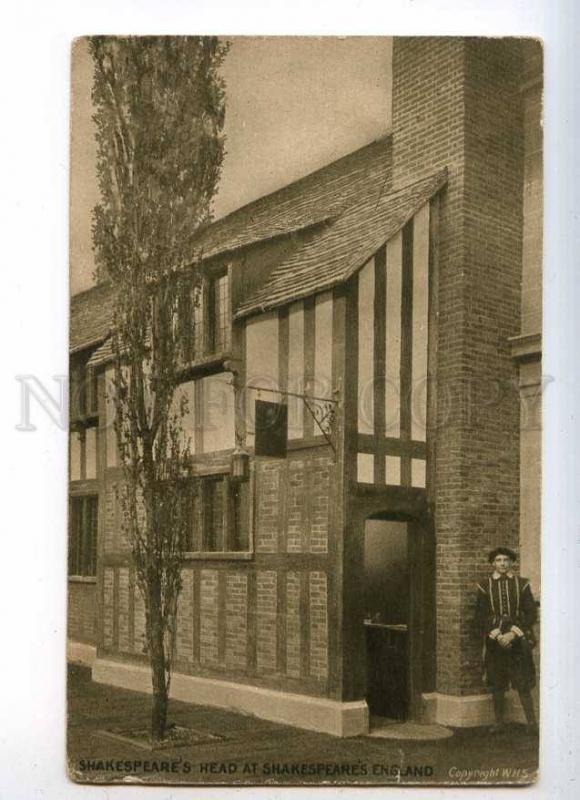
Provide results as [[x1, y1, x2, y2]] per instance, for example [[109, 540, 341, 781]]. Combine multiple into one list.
[[89, 36, 228, 740]]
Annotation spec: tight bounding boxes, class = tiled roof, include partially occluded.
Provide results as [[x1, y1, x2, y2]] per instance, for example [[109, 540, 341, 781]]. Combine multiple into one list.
[[70, 141, 446, 351], [234, 169, 448, 319], [71, 138, 394, 354], [190, 137, 393, 262], [70, 282, 116, 353], [87, 336, 113, 368]]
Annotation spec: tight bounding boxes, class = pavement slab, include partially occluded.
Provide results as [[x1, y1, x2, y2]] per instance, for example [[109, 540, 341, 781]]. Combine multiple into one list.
[[67, 664, 539, 786]]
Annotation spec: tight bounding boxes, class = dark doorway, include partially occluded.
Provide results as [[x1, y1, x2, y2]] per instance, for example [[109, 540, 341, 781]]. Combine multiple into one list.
[[363, 519, 410, 720]]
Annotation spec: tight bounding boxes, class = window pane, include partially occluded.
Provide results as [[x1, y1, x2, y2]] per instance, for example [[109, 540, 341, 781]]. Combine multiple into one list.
[[69, 498, 81, 575], [82, 497, 92, 575], [88, 496, 98, 576], [193, 289, 204, 357], [79, 497, 88, 574], [231, 482, 249, 552], [220, 275, 231, 351], [210, 274, 231, 354], [69, 496, 98, 577], [179, 476, 253, 554], [204, 479, 225, 552]]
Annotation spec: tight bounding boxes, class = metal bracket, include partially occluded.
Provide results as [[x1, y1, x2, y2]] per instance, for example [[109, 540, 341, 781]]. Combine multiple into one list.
[[243, 384, 340, 456], [302, 395, 337, 453]]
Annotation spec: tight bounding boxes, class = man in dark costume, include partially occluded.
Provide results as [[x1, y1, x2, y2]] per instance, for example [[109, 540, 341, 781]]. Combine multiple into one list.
[[475, 547, 538, 733]]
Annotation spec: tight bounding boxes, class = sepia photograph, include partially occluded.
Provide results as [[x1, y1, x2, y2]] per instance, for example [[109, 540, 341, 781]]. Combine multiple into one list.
[[67, 35, 543, 786]]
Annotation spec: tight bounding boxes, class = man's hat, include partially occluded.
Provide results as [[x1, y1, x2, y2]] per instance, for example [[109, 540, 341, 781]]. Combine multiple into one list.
[[488, 546, 517, 564]]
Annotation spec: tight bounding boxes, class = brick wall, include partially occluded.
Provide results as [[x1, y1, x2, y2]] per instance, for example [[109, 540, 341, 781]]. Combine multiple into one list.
[[98, 448, 337, 697], [103, 566, 114, 648], [255, 456, 330, 554], [176, 570, 195, 666], [200, 569, 219, 665], [256, 570, 278, 672], [67, 581, 97, 644], [309, 571, 329, 679], [286, 571, 302, 677], [392, 37, 524, 695], [225, 572, 248, 669]]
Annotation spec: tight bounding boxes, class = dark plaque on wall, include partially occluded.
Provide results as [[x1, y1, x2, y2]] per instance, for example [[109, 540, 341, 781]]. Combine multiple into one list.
[[254, 399, 288, 457]]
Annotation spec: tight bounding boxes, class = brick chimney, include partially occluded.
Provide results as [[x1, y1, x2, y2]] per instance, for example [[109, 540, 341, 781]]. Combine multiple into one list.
[[391, 38, 524, 700]]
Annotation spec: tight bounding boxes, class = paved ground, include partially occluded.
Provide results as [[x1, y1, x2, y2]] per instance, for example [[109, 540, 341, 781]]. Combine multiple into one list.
[[67, 664, 539, 787]]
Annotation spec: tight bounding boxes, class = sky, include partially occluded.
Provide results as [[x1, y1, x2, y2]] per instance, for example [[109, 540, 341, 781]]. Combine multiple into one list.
[[70, 37, 392, 295]]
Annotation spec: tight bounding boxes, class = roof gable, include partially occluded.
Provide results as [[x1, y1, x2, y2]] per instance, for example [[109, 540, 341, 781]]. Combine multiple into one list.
[[190, 136, 392, 262], [234, 169, 447, 319], [70, 283, 116, 353], [70, 137, 393, 353]]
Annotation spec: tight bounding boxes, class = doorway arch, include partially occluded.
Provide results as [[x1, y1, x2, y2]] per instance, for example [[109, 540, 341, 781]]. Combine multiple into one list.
[[341, 491, 435, 723]]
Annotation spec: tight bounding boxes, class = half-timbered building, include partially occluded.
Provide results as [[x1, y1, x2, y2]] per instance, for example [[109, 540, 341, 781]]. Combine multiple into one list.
[[68, 37, 542, 734]]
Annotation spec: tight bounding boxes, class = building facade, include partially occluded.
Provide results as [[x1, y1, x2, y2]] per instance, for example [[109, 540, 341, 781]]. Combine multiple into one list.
[[68, 37, 543, 734]]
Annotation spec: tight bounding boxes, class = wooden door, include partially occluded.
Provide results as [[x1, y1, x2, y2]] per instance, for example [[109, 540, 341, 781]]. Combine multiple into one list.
[[363, 520, 409, 719]]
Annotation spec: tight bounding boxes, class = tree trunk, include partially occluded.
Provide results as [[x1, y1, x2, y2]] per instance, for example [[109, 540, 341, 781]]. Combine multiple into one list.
[[151, 664, 168, 742], [148, 577, 168, 741]]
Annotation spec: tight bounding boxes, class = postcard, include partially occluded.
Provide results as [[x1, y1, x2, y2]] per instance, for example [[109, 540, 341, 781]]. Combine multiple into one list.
[[67, 35, 542, 786]]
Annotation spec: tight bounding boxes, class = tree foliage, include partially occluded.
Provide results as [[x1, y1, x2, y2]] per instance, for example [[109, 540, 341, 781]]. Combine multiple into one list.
[[89, 36, 228, 740], [91, 35, 227, 283]]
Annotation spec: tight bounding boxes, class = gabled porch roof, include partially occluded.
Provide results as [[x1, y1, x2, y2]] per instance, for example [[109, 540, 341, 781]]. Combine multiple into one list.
[[234, 169, 447, 319]]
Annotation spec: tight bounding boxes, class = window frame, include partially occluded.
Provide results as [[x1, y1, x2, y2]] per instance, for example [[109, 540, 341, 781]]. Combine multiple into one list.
[[182, 469, 254, 561], [68, 493, 99, 580], [207, 270, 231, 357], [178, 268, 232, 369], [71, 358, 99, 422]]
